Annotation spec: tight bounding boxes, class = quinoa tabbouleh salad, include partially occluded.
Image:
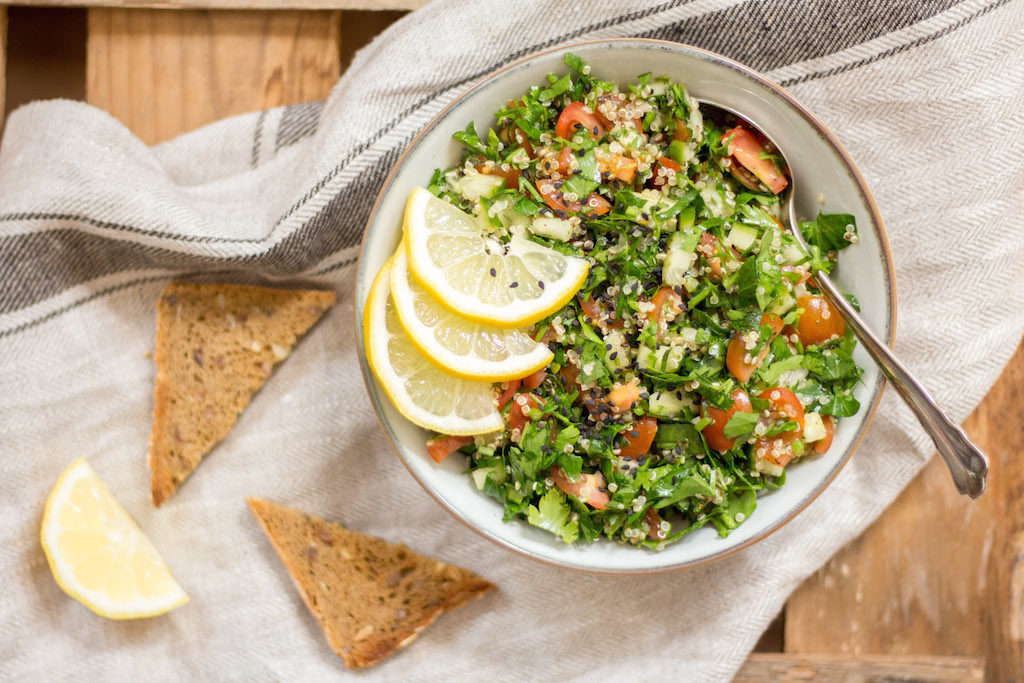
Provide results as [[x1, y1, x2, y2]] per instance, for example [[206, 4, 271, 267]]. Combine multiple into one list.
[[420, 53, 863, 550]]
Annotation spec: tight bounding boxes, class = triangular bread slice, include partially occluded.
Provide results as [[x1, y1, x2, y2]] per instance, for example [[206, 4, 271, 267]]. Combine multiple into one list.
[[149, 283, 335, 506], [246, 497, 495, 668]]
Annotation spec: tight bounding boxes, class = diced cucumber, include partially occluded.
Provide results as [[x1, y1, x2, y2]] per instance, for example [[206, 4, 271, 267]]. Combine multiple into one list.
[[470, 468, 492, 490], [676, 206, 696, 232], [803, 412, 827, 443], [769, 292, 797, 316], [648, 390, 697, 418], [454, 173, 503, 201], [724, 223, 759, 252], [637, 345, 686, 373], [663, 231, 699, 286], [781, 242, 805, 265], [530, 216, 575, 242]]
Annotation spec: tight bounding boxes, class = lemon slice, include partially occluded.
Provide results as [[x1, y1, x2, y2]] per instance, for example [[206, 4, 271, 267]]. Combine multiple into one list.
[[40, 459, 189, 619], [364, 256, 503, 435], [403, 187, 589, 328], [390, 246, 553, 382]]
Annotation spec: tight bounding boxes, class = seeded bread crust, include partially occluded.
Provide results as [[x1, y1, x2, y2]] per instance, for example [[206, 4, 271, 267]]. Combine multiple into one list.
[[246, 497, 495, 669], [149, 283, 335, 506]]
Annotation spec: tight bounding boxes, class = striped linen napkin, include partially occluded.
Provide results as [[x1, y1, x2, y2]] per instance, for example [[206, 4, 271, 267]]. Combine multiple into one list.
[[1, 1, 1022, 680]]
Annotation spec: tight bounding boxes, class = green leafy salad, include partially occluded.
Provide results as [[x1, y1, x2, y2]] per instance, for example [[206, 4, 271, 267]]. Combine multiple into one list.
[[425, 53, 863, 550]]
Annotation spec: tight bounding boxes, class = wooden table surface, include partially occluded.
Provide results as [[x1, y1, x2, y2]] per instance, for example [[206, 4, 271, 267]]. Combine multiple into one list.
[[2, 5, 1018, 680]]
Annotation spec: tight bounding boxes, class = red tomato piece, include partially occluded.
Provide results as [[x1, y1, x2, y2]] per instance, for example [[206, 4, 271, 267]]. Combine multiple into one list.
[[579, 294, 623, 330], [646, 285, 684, 326], [582, 193, 612, 216], [522, 368, 547, 391], [697, 232, 735, 281], [495, 379, 521, 409], [726, 313, 786, 383], [607, 378, 641, 414], [508, 392, 543, 436], [702, 389, 753, 451], [595, 148, 638, 182], [426, 434, 474, 464], [556, 102, 605, 141], [753, 387, 806, 468], [593, 94, 643, 132], [651, 156, 683, 189], [722, 126, 789, 195], [796, 295, 846, 345], [551, 466, 610, 509], [475, 163, 520, 191], [781, 264, 812, 285], [814, 415, 835, 454], [536, 178, 580, 214], [618, 417, 658, 459]]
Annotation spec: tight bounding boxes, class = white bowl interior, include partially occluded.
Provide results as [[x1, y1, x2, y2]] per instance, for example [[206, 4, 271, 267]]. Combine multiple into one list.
[[355, 40, 894, 573]]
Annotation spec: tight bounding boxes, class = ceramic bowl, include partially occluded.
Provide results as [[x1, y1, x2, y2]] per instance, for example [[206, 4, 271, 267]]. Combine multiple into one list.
[[354, 39, 896, 573]]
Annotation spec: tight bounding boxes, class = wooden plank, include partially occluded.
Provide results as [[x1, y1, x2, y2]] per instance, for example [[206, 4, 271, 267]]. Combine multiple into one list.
[[784, 340, 1024, 681], [86, 8, 341, 144], [4, 7, 87, 119], [736, 653, 985, 682], [0, 6, 7, 126], [12, 0, 425, 10]]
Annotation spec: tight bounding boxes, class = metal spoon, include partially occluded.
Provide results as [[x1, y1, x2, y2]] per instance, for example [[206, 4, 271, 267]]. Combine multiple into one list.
[[697, 99, 989, 498]]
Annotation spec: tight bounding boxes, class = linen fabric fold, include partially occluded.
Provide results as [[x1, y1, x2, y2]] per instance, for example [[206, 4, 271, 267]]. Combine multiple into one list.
[[1, 1, 1022, 680]]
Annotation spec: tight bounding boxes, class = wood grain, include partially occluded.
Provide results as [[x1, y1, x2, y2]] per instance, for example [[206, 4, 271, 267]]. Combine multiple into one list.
[[14, 0, 425, 9], [785, 340, 1024, 680], [86, 8, 341, 144], [736, 653, 984, 682]]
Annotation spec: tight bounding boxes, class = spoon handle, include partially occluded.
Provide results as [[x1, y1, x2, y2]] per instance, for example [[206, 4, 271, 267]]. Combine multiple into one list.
[[810, 271, 988, 498]]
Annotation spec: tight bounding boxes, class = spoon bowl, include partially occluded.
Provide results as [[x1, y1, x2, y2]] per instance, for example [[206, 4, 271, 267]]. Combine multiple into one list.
[[697, 99, 989, 499]]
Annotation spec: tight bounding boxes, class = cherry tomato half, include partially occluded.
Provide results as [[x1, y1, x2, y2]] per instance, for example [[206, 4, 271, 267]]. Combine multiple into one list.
[[702, 389, 753, 451], [814, 415, 835, 454], [726, 313, 785, 383], [796, 295, 846, 345], [753, 387, 806, 468]]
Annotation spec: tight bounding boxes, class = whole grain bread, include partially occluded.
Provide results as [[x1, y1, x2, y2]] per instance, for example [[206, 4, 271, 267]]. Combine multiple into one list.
[[246, 497, 495, 669], [148, 283, 335, 506]]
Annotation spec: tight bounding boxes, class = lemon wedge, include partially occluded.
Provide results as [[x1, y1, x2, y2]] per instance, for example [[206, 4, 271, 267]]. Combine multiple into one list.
[[389, 245, 552, 382], [40, 458, 188, 619], [403, 187, 589, 328], [364, 256, 504, 435]]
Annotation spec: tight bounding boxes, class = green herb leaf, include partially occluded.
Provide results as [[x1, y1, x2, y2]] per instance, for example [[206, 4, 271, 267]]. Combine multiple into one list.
[[527, 489, 579, 543], [722, 411, 759, 440]]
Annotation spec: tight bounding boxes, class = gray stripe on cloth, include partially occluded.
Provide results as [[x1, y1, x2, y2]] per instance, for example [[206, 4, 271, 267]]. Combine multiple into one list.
[[0, 146, 399, 318], [638, 0, 964, 72], [274, 101, 325, 153]]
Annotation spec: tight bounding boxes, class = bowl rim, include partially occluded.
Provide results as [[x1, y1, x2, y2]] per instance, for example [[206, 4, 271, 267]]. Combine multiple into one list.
[[353, 37, 898, 574]]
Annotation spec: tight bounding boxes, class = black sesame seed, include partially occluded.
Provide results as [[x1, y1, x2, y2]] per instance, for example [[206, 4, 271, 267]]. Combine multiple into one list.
[[605, 343, 612, 350], [538, 281, 545, 290], [592, 125, 599, 135], [609, 352, 618, 360], [489, 268, 497, 277], [510, 281, 519, 288]]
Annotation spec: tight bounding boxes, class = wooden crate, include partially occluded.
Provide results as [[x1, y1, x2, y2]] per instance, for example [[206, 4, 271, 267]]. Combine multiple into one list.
[[0, 4, 1020, 679]]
